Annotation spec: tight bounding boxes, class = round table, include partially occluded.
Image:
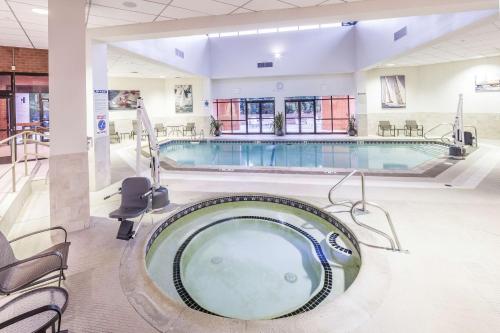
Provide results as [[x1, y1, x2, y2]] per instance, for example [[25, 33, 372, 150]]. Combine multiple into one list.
[[0, 287, 68, 333]]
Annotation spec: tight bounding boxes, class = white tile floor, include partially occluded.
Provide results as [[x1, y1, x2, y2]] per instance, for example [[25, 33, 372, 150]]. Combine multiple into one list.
[[2, 138, 500, 332]]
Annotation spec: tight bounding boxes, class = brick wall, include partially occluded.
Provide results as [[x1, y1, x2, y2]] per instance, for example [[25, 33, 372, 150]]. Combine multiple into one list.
[[0, 46, 48, 73]]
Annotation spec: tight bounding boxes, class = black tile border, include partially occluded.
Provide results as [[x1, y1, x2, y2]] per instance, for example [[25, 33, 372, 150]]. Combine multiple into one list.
[[146, 194, 361, 319], [327, 232, 353, 256], [172, 216, 333, 319]]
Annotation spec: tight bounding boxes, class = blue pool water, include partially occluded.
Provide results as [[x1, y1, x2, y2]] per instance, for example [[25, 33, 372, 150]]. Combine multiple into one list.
[[160, 141, 448, 171]]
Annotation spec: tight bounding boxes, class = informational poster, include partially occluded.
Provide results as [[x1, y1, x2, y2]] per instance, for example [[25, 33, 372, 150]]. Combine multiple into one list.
[[93, 89, 109, 137]]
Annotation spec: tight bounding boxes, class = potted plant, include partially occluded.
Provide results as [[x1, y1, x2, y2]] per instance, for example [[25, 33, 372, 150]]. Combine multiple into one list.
[[272, 112, 285, 136], [210, 116, 223, 137], [348, 116, 358, 136]]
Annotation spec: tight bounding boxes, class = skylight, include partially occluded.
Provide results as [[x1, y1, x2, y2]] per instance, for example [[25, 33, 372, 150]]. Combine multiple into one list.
[[208, 22, 344, 38]]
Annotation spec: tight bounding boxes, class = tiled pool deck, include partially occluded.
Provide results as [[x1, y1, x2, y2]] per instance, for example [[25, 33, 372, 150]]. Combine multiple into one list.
[[1, 138, 500, 332]]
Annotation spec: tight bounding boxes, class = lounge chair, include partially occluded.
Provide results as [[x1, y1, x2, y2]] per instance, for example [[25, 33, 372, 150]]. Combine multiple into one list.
[[405, 120, 424, 137], [131, 120, 148, 140], [182, 123, 196, 137], [0, 227, 70, 295], [0, 286, 69, 333], [154, 123, 167, 137], [109, 122, 121, 143], [378, 121, 396, 136]]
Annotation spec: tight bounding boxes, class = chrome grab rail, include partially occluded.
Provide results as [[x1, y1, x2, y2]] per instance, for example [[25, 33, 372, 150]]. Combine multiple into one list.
[[351, 200, 402, 251], [423, 123, 454, 141], [424, 123, 479, 147], [0, 130, 50, 192], [327, 170, 404, 252], [328, 170, 367, 212]]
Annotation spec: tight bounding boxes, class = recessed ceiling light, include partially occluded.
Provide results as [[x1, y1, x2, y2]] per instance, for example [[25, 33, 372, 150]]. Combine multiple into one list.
[[122, 1, 137, 8], [32, 8, 48, 15], [386, 63, 396, 67]]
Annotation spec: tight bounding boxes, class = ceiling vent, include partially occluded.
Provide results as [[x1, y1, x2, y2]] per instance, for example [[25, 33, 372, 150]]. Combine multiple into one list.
[[175, 48, 185, 59], [394, 26, 407, 41], [257, 62, 273, 68]]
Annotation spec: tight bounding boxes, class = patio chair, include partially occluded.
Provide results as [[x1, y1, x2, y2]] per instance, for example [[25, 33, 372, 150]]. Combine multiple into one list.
[[109, 122, 121, 143], [154, 123, 167, 137], [107, 177, 152, 240], [182, 123, 196, 137], [131, 120, 148, 140], [378, 121, 396, 137], [0, 227, 70, 295], [405, 120, 424, 137], [0, 286, 69, 333]]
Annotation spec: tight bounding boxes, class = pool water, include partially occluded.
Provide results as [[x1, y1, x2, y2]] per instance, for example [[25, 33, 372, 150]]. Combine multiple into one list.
[[179, 217, 324, 320], [146, 198, 361, 320], [160, 141, 448, 171]]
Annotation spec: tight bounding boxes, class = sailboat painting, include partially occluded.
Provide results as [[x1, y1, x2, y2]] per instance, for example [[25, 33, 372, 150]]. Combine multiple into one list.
[[381, 75, 406, 108]]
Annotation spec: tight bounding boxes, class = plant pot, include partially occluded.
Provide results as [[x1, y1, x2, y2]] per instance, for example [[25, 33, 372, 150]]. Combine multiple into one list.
[[214, 129, 221, 137], [348, 129, 357, 137], [275, 129, 285, 136]]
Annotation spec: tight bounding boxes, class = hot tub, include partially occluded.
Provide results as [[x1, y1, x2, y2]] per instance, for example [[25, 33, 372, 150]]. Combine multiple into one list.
[[146, 195, 361, 320]]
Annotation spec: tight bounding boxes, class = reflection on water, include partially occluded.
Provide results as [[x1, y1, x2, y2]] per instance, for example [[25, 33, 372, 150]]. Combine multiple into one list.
[[161, 142, 448, 170]]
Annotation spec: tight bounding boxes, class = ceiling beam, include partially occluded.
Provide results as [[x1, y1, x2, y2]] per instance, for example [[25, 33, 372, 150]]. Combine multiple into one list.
[[88, 0, 498, 42]]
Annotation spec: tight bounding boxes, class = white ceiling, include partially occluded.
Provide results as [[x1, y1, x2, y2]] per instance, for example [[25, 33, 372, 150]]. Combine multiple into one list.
[[0, 0, 363, 49], [383, 18, 500, 67], [107, 46, 191, 78]]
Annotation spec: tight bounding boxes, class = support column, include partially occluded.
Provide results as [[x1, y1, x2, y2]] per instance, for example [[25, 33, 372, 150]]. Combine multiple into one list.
[[354, 71, 369, 136], [87, 42, 111, 191], [48, 0, 90, 231]]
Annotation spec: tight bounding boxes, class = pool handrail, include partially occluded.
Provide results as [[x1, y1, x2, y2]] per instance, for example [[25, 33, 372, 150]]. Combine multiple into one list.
[[327, 170, 404, 252]]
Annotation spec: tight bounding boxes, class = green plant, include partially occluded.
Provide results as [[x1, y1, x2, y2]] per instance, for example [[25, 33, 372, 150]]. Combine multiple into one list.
[[209, 116, 223, 135], [348, 116, 357, 135], [272, 112, 284, 133]]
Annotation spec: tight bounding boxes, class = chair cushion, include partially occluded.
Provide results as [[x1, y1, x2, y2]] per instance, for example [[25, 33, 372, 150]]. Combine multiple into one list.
[[0, 242, 70, 294]]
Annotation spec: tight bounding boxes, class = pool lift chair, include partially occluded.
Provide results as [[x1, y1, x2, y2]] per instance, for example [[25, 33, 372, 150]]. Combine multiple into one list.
[[105, 97, 170, 240]]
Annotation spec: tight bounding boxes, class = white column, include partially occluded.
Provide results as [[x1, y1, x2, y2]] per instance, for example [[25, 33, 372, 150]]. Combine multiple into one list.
[[87, 42, 111, 191], [354, 71, 369, 136], [48, 0, 90, 231]]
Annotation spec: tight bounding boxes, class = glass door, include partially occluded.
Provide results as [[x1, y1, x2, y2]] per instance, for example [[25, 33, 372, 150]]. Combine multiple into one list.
[[260, 101, 274, 134], [246, 101, 261, 133], [285, 101, 299, 134], [300, 100, 315, 133], [0, 96, 13, 164]]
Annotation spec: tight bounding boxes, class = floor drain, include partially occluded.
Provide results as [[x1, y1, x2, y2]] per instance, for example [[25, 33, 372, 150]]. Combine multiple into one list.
[[284, 272, 298, 283], [210, 256, 223, 265]]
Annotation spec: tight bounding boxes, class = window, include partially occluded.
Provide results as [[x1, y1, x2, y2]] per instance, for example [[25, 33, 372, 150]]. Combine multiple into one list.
[[285, 96, 354, 134], [213, 98, 275, 134]]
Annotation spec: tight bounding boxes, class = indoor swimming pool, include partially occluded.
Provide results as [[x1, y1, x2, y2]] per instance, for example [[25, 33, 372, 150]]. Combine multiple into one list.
[[160, 140, 449, 171]]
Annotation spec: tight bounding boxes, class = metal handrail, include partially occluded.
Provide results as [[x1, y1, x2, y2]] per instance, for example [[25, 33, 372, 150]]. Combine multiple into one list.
[[0, 130, 50, 192], [351, 200, 402, 251], [327, 170, 404, 252], [423, 123, 453, 140], [328, 170, 367, 212]]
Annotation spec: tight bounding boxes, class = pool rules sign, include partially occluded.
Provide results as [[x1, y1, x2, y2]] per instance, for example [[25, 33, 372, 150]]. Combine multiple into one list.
[[93, 89, 109, 137]]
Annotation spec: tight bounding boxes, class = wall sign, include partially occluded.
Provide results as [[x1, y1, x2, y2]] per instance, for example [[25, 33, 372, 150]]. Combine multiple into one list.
[[93, 89, 109, 137]]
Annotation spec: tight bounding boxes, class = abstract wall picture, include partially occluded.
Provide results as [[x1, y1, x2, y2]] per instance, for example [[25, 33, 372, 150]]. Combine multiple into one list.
[[108, 90, 140, 110], [475, 74, 500, 92], [381, 75, 406, 108], [175, 85, 193, 113]]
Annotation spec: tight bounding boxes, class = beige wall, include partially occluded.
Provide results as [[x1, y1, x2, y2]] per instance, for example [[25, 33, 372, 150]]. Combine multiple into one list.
[[108, 76, 212, 134], [363, 56, 500, 139]]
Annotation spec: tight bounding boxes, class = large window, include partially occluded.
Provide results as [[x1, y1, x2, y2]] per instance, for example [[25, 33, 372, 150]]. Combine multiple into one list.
[[213, 98, 275, 134], [285, 96, 354, 134]]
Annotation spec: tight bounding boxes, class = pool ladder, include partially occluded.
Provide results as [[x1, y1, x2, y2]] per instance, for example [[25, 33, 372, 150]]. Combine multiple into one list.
[[325, 170, 405, 252]]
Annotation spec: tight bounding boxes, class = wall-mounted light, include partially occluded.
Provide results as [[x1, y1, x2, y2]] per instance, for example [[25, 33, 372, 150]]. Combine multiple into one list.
[[32, 8, 48, 15], [274, 52, 282, 60]]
